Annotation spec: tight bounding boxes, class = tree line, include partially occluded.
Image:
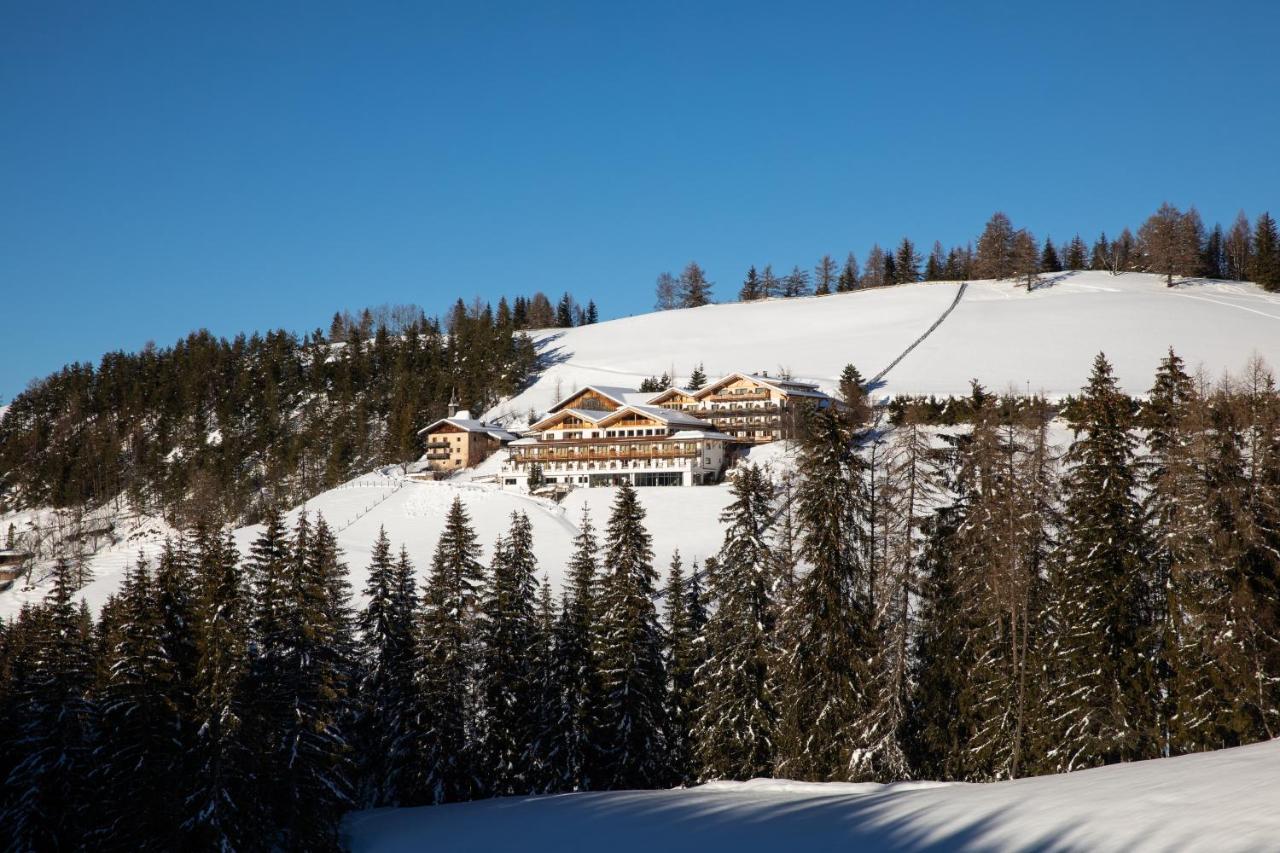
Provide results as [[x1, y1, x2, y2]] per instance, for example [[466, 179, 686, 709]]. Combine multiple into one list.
[[655, 202, 1280, 307], [2, 350, 1277, 850], [0, 299, 539, 529]]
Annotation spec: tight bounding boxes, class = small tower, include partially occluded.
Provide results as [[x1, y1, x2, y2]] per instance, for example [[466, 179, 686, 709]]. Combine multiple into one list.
[[447, 388, 459, 418]]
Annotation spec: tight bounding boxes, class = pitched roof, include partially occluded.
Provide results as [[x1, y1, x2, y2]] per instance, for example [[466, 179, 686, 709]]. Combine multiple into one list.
[[417, 417, 519, 442], [528, 408, 615, 431], [547, 385, 639, 413], [597, 404, 719, 429], [695, 371, 829, 400]]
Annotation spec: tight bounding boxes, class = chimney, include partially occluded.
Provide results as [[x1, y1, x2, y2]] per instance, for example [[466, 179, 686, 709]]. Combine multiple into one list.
[[447, 389, 459, 418]]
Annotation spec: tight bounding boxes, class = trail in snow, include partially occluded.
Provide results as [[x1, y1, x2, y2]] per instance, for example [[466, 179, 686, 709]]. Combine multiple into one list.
[[869, 281, 969, 386]]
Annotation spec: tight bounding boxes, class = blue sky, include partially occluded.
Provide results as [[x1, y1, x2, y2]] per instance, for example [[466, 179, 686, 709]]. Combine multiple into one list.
[[3, 1, 1278, 400]]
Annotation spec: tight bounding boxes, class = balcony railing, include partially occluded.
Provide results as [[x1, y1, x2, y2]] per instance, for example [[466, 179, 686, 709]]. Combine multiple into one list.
[[423, 441, 451, 450], [512, 448, 698, 463], [707, 389, 771, 402], [424, 452, 452, 460]]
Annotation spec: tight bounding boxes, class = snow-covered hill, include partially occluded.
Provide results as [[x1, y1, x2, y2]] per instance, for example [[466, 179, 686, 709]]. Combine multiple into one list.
[[4, 272, 1280, 621], [488, 272, 1280, 422], [343, 737, 1280, 852]]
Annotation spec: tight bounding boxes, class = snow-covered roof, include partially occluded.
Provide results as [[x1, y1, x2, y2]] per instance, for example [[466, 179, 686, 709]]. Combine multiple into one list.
[[417, 417, 519, 442], [529, 408, 615, 431], [696, 371, 830, 400], [597, 404, 718, 429], [548, 385, 640, 413]]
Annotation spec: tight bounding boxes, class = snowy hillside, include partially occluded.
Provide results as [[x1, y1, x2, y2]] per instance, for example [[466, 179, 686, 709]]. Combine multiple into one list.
[[343, 738, 1280, 852], [489, 272, 1280, 421]]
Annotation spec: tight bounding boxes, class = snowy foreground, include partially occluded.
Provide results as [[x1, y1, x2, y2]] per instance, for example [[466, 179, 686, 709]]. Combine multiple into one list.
[[343, 739, 1280, 852]]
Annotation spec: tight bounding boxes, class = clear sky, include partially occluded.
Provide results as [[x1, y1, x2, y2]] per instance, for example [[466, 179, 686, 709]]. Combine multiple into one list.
[[3, 1, 1278, 401]]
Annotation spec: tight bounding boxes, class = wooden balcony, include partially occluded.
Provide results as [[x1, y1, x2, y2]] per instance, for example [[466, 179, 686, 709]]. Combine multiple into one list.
[[707, 389, 771, 403], [424, 452, 452, 460], [423, 441, 451, 450], [511, 447, 698, 463], [692, 404, 781, 418]]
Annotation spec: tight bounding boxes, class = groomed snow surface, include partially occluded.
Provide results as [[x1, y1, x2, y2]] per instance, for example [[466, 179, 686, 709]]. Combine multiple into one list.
[[488, 272, 1280, 422], [343, 738, 1280, 852]]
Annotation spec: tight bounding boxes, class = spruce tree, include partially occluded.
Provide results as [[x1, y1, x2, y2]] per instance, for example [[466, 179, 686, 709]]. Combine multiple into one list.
[[1252, 212, 1280, 291], [693, 464, 777, 781], [595, 482, 668, 788], [97, 555, 183, 849], [678, 262, 713, 307], [477, 512, 541, 796], [837, 252, 860, 292], [775, 408, 891, 781], [417, 496, 485, 802], [182, 530, 253, 851], [2, 559, 98, 850], [739, 266, 763, 301], [548, 508, 603, 791], [355, 532, 420, 807], [687, 363, 707, 392], [1042, 354, 1158, 771], [663, 550, 698, 786], [1040, 236, 1062, 272]]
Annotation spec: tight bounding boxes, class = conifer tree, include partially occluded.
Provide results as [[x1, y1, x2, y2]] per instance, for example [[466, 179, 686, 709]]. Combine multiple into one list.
[[894, 237, 920, 284], [837, 252, 860, 292], [975, 212, 1016, 279], [678, 262, 713, 307], [694, 464, 777, 781], [761, 264, 782, 298], [1064, 235, 1088, 271], [775, 408, 892, 781], [739, 266, 763, 301], [477, 512, 541, 796], [595, 483, 668, 788], [2, 559, 98, 850], [663, 550, 698, 786], [1252, 212, 1280, 291], [1040, 236, 1062, 272], [182, 530, 254, 851], [687, 363, 707, 392], [417, 496, 485, 802], [1042, 354, 1158, 770], [548, 508, 603, 791], [355, 530, 420, 807], [782, 265, 811, 297], [97, 555, 183, 848]]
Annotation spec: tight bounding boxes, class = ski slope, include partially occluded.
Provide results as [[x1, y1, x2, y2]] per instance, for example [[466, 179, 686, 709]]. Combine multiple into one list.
[[343, 737, 1280, 852], [488, 272, 1280, 422]]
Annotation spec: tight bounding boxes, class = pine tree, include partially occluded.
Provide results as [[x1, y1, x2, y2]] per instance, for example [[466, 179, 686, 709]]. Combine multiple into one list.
[[782, 265, 810, 297], [894, 237, 920, 284], [355, 530, 420, 807], [1042, 354, 1158, 771], [477, 512, 541, 796], [924, 241, 946, 281], [97, 554, 184, 848], [548, 507, 603, 791], [2, 559, 98, 850], [837, 252, 860, 292], [417, 496, 485, 803], [687, 363, 707, 392], [1040, 236, 1062, 272], [739, 266, 763, 301], [775, 407, 892, 781], [1251, 212, 1280, 291], [182, 529, 254, 851], [595, 483, 668, 788], [585, 300, 599, 324], [678, 262, 713, 307], [693, 464, 777, 781], [1064, 235, 1088, 271], [663, 550, 698, 785]]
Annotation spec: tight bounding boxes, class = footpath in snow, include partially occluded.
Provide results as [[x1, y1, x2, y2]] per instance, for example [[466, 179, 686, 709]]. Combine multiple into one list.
[[343, 738, 1280, 852]]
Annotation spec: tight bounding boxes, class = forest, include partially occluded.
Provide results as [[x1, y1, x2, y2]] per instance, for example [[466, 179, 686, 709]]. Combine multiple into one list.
[[1, 349, 1276, 851]]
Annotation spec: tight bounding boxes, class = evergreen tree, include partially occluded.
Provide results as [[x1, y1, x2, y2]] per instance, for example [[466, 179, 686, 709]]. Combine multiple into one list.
[[1252, 212, 1280, 291], [477, 512, 541, 796], [693, 464, 777, 781], [1064, 235, 1088, 271], [417, 496, 485, 802], [1042, 354, 1158, 771], [924, 241, 946, 281], [678, 262, 713, 307], [662, 550, 698, 786], [687, 363, 707, 392], [775, 408, 892, 781], [548, 508, 603, 791], [894, 237, 920, 284], [585, 300, 599, 324], [595, 483, 668, 788], [837, 252, 860, 292], [97, 554, 184, 849], [2, 559, 98, 850], [182, 530, 254, 851], [355, 530, 420, 807], [1040, 236, 1062, 272], [739, 266, 763, 301], [1202, 223, 1226, 279]]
